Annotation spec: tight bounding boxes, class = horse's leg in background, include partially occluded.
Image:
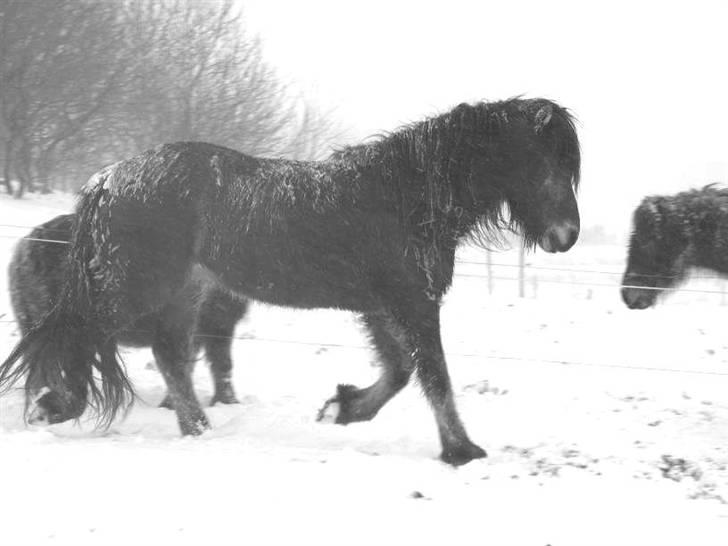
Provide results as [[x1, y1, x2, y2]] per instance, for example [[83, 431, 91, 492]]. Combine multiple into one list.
[[197, 291, 249, 405], [153, 298, 210, 435], [157, 350, 197, 410], [317, 312, 413, 422], [394, 299, 486, 466], [155, 321, 200, 410]]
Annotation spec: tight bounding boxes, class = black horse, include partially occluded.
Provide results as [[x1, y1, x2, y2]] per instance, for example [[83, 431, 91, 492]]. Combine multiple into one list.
[[0, 98, 581, 465], [622, 185, 728, 310], [8, 214, 247, 420]]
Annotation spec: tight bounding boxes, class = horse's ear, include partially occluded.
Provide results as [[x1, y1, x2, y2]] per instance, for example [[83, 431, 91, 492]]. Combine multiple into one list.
[[452, 102, 472, 119], [534, 104, 553, 133], [636, 197, 663, 235], [450, 102, 474, 130]]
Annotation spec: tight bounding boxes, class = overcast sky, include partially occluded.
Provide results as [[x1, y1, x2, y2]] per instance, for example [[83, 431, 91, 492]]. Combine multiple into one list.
[[241, 0, 728, 233]]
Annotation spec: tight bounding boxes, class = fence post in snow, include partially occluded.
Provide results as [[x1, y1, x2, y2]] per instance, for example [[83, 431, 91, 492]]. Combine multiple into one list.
[[486, 249, 493, 295], [518, 243, 525, 298]]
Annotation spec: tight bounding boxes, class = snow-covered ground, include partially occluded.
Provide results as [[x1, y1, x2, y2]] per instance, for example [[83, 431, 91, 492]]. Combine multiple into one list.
[[1, 192, 727, 546]]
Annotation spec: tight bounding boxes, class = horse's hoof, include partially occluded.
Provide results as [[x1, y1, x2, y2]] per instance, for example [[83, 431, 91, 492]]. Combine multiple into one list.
[[316, 384, 359, 424], [179, 415, 211, 436], [316, 399, 341, 423], [210, 392, 240, 406], [440, 442, 488, 466]]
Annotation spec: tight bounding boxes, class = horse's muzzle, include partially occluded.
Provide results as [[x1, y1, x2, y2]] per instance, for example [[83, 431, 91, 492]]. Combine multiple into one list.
[[538, 222, 579, 253], [27, 390, 79, 425], [621, 286, 656, 310]]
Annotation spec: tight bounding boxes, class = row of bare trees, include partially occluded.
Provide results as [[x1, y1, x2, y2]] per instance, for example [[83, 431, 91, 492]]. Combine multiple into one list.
[[0, 0, 340, 197]]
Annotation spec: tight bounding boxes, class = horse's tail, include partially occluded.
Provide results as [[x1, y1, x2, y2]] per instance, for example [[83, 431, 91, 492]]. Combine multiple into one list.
[[0, 177, 134, 426]]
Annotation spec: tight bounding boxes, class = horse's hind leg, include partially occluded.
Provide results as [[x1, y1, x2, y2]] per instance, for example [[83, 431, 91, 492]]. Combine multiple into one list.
[[153, 301, 210, 435], [317, 312, 413, 423], [197, 291, 248, 405]]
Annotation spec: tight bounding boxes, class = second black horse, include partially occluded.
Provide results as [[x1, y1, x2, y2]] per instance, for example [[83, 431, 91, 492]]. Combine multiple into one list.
[[8, 214, 247, 422]]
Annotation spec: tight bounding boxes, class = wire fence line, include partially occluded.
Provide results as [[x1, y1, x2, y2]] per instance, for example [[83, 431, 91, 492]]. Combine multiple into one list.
[[0, 221, 724, 280], [456, 273, 728, 295], [456, 258, 728, 281], [2, 236, 726, 294], [0, 318, 726, 378], [0, 223, 72, 232], [1, 225, 728, 378], [1, 227, 728, 292], [0, 234, 73, 245]]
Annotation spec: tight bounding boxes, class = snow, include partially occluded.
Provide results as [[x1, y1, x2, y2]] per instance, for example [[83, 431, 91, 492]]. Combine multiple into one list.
[[1, 192, 727, 545]]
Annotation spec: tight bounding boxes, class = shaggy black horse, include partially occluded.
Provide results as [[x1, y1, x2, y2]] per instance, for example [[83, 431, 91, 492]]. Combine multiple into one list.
[[8, 214, 248, 421], [0, 98, 581, 465], [622, 185, 728, 309]]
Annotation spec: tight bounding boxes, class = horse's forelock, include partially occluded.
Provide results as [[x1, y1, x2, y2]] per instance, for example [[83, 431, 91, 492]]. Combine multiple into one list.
[[635, 197, 664, 238], [543, 104, 581, 190], [643, 197, 661, 218]]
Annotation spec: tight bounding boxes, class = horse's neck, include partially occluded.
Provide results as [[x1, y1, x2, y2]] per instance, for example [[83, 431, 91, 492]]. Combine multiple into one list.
[[683, 204, 728, 271]]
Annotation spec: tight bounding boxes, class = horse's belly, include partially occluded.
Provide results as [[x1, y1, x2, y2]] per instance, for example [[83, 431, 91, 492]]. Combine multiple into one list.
[[240, 270, 377, 311], [213, 253, 379, 311], [115, 314, 157, 347]]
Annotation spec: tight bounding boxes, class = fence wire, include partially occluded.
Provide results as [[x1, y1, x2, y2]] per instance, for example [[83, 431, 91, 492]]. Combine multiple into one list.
[[0, 222, 724, 281], [0, 319, 727, 378], [1, 224, 728, 379]]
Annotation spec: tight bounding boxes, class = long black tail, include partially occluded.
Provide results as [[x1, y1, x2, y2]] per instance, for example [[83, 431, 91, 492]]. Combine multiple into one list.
[[0, 176, 134, 426]]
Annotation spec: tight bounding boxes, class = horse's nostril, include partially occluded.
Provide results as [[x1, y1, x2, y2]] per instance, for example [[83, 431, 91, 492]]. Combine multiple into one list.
[[621, 288, 635, 307], [546, 223, 578, 252], [568, 227, 579, 247], [28, 405, 48, 425], [548, 231, 560, 250]]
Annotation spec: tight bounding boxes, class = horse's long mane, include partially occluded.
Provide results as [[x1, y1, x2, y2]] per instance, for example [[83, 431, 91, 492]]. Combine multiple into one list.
[[635, 183, 728, 239], [330, 97, 580, 249]]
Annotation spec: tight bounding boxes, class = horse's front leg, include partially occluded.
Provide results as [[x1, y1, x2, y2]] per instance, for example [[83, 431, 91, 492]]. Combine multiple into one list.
[[396, 301, 486, 466], [317, 312, 414, 423]]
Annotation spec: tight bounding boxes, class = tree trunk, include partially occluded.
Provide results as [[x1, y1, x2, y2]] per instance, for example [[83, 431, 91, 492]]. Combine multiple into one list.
[[2, 140, 14, 194], [14, 178, 25, 198]]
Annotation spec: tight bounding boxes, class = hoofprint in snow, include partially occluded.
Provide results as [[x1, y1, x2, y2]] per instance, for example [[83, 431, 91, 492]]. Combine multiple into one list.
[[0, 192, 727, 546]]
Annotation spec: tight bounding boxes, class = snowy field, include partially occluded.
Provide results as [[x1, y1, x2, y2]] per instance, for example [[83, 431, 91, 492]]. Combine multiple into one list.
[[1, 192, 728, 546]]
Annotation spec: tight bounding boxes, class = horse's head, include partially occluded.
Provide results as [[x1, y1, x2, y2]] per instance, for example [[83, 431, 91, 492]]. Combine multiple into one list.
[[26, 374, 88, 425], [464, 99, 581, 252], [621, 197, 690, 309], [0, 315, 131, 428]]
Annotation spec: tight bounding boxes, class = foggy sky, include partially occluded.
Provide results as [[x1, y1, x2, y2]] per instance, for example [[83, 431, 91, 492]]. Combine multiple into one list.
[[243, 0, 728, 235]]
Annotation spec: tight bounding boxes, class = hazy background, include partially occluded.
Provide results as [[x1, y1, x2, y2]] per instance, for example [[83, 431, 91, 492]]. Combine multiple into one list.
[[243, 0, 728, 238], [2, 0, 727, 241]]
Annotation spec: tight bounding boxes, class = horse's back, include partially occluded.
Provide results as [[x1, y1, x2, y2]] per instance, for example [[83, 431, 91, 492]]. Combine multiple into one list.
[[83, 141, 416, 313]]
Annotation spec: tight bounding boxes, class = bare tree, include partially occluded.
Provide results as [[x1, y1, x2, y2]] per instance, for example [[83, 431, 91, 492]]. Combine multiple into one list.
[[0, 0, 129, 196], [119, 0, 304, 156], [282, 98, 348, 160], [0, 0, 344, 196]]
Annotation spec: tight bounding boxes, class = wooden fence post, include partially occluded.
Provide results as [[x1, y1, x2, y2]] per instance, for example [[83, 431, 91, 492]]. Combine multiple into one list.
[[518, 243, 525, 298], [486, 249, 493, 295]]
